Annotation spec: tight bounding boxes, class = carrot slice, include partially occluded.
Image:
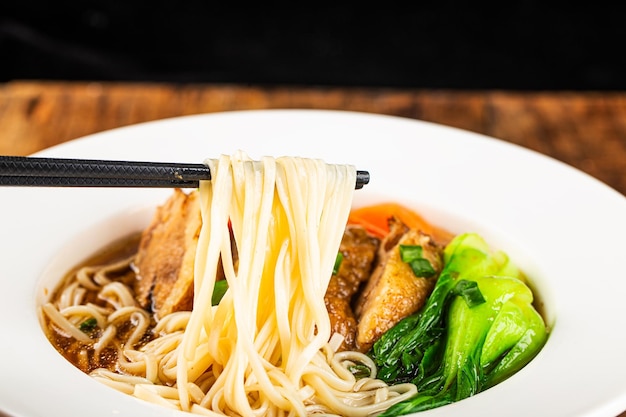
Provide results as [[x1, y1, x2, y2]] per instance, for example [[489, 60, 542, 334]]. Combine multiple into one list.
[[348, 202, 454, 244]]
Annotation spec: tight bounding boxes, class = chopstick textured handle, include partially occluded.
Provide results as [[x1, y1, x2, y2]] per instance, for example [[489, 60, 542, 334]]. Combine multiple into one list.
[[0, 156, 211, 181], [0, 176, 200, 188]]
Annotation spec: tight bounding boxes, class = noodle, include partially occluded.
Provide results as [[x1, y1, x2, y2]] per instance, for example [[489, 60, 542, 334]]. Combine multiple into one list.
[[41, 152, 418, 416]]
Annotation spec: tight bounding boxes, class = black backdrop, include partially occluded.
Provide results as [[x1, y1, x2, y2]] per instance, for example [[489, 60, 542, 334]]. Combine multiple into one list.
[[2, 1, 625, 90]]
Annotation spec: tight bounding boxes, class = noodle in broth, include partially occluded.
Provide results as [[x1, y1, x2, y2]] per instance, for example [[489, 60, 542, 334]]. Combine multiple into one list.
[[42, 152, 417, 416]]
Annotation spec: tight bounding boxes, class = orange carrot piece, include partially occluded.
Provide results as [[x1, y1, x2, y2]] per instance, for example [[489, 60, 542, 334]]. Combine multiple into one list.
[[348, 202, 454, 244]]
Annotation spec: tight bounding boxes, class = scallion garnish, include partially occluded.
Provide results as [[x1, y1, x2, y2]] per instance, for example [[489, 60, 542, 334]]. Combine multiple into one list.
[[79, 317, 98, 333], [333, 252, 344, 275], [453, 279, 486, 307], [408, 258, 436, 277], [212, 280, 229, 306], [399, 244, 437, 277], [399, 244, 423, 263]]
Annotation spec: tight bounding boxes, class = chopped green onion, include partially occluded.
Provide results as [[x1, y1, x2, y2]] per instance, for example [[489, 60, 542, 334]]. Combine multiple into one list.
[[400, 244, 437, 277], [409, 258, 437, 277], [399, 244, 424, 262], [333, 252, 344, 275], [79, 318, 97, 333], [453, 279, 486, 307], [212, 280, 229, 306]]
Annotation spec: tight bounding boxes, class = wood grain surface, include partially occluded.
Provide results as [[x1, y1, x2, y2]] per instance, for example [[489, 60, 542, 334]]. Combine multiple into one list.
[[1, 81, 624, 197], [0, 81, 625, 417]]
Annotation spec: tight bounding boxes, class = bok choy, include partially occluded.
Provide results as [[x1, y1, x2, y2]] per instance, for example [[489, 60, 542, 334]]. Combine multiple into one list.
[[372, 233, 548, 415]]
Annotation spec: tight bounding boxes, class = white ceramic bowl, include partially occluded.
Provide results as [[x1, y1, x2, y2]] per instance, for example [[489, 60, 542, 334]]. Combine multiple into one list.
[[1, 109, 625, 417]]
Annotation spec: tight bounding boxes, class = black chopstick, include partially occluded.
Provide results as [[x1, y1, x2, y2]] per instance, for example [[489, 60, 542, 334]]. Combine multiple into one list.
[[0, 176, 201, 188], [0, 156, 370, 189], [0, 156, 210, 181]]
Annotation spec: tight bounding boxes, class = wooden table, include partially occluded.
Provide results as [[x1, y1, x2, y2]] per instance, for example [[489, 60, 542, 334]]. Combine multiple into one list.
[[1, 81, 625, 197], [1, 81, 625, 417]]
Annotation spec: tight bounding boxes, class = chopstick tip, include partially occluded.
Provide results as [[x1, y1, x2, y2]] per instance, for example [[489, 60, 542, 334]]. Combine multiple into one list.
[[356, 170, 369, 189]]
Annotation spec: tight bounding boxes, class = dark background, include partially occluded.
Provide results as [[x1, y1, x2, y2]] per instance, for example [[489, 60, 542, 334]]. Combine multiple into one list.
[[1, 1, 625, 90]]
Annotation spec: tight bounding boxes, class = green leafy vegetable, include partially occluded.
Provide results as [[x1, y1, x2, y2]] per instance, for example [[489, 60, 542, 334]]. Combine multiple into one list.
[[211, 280, 229, 306], [348, 364, 371, 379], [373, 233, 548, 415]]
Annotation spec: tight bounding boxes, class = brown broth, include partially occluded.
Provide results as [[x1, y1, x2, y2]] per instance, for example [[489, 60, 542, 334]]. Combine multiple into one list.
[[44, 232, 154, 373]]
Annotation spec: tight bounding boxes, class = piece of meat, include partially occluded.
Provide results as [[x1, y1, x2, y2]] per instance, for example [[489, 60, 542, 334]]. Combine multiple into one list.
[[324, 225, 379, 351], [133, 189, 202, 319], [354, 216, 443, 352]]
